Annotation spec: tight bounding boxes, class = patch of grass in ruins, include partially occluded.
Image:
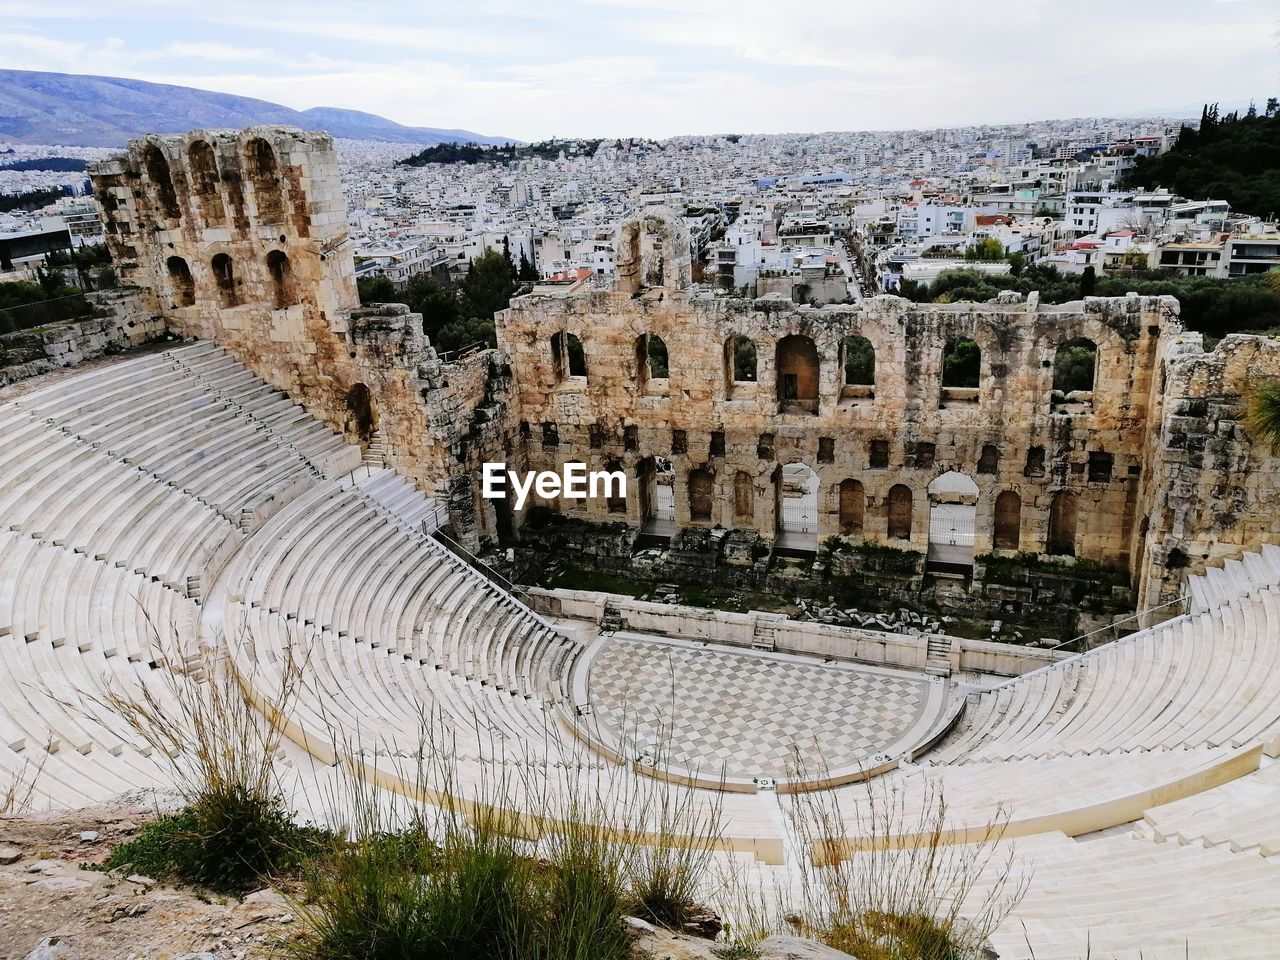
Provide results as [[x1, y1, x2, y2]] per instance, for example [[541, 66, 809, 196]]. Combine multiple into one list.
[[976, 552, 1130, 589], [84, 634, 333, 894], [787, 770, 1027, 960], [102, 799, 333, 894], [288, 723, 726, 960], [547, 565, 651, 598]]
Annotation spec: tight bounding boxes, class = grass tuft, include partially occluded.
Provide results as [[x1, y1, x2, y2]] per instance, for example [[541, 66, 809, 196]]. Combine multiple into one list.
[[82, 626, 318, 894], [1245, 380, 1280, 454]]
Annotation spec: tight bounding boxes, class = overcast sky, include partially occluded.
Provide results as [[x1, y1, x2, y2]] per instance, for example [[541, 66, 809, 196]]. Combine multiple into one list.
[[1, 0, 1276, 141]]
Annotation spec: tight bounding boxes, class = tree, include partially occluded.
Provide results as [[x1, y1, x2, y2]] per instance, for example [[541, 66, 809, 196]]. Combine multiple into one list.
[[1080, 266, 1097, 298], [964, 237, 1004, 262], [403, 273, 460, 344], [501, 236, 516, 280], [356, 275, 396, 305], [461, 249, 517, 322], [942, 339, 981, 387], [1006, 252, 1027, 277], [1125, 99, 1280, 218], [1245, 381, 1280, 454], [1053, 344, 1097, 392], [517, 250, 538, 282]]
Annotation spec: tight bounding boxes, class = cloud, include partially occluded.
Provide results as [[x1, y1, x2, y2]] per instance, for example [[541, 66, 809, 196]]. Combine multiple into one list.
[[1, 0, 1277, 139]]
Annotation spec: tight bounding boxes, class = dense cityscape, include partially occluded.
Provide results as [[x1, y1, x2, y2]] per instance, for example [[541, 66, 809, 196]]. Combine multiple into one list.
[[5, 109, 1279, 327], [1, 1, 1280, 956]]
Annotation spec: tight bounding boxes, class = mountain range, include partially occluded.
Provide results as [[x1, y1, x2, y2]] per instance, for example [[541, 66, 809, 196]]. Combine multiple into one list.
[[0, 69, 513, 147]]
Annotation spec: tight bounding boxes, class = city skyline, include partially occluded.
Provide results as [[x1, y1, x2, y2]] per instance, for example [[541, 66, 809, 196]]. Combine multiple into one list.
[[0, 0, 1275, 141]]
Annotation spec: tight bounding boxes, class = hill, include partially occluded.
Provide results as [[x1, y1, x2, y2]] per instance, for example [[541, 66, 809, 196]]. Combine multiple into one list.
[[1125, 100, 1280, 218], [0, 69, 513, 147]]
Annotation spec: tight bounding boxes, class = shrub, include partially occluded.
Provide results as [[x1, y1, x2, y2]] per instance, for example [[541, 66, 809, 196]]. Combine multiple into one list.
[[1245, 380, 1280, 454], [785, 768, 1027, 960], [290, 712, 728, 960], [103, 793, 329, 893], [85, 638, 319, 894]]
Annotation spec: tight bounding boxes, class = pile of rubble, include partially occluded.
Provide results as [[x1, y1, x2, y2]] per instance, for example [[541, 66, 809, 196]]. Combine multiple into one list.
[[793, 598, 950, 635]]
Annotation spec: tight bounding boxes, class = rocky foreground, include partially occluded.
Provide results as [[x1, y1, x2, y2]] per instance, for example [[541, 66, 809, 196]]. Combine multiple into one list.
[[0, 806, 849, 960]]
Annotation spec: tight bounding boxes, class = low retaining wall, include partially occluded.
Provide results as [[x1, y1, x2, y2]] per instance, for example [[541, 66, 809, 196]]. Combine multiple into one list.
[[0, 288, 167, 388], [525, 587, 1069, 678]]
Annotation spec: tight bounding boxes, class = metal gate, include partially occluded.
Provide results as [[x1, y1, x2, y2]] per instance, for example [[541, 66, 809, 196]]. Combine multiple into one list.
[[927, 502, 976, 568]]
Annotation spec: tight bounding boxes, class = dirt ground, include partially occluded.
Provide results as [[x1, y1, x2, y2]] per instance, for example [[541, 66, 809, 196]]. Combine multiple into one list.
[[0, 804, 292, 960], [0, 805, 851, 960]]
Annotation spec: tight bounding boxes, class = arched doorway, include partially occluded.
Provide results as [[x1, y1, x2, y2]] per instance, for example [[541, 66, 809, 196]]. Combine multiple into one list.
[[838, 478, 865, 535], [638, 456, 676, 537], [687, 467, 714, 523], [776, 462, 819, 552], [1048, 491, 1078, 555], [993, 490, 1022, 550], [344, 383, 376, 443], [927, 471, 978, 573]]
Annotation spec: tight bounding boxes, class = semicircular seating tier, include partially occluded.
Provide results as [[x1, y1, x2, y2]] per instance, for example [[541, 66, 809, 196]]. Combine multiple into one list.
[[2, 341, 1280, 957]]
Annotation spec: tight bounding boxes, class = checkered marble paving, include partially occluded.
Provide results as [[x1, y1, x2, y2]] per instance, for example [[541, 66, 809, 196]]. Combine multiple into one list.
[[587, 637, 930, 779]]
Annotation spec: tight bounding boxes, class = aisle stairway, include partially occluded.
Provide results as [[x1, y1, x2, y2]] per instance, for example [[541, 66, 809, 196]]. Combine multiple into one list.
[[1, 341, 1279, 956]]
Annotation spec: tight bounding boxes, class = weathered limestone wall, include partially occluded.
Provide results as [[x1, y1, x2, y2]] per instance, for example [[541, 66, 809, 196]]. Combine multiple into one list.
[[89, 129, 506, 539], [1137, 333, 1280, 607], [83, 139, 1280, 607], [0, 288, 166, 388], [526, 587, 1069, 677], [497, 284, 1174, 574]]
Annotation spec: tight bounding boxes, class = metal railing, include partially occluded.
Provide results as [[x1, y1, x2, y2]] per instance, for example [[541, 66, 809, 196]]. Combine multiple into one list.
[[436, 341, 490, 363], [1048, 593, 1191, 654], [430, 526, 563, 633]]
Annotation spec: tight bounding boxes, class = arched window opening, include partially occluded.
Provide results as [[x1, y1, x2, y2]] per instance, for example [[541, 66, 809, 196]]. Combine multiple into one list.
[[345, 383, 376, 443], [210, 253, 238, 308], [550, 332, 587, 381], [1048, 491, 1078, 556], [143, 145, 180, 220], [1052, 337, 1098, 413], [724, 334, 757, 399], [941, 337, 981, 406], [977, 444, 1000, 475], [187, 140, 225, 225], [840, 335, 875, 405], [635, 333, 669, 394], [266, 249, 296, 309], [688, 467, 714, 523], [733, 471, 755, 526], [244, 137, 284, 224], [166, 256, 194, 308], [887, 484, 913, 541], [993, 490, 1022, 550], [776, 462, 819, 551], [838, 478, 865, 536], [927, 471, 978, 572], [776, 334, 820, 415]]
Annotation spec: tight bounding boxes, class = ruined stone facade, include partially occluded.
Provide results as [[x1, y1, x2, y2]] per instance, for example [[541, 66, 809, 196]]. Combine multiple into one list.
[[89, 128, 514, 543], [89, 132, 1280, 608]]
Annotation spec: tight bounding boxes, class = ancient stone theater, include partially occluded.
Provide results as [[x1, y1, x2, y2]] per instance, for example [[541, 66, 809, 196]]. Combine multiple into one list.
[[0, 126, 1277, 957]]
